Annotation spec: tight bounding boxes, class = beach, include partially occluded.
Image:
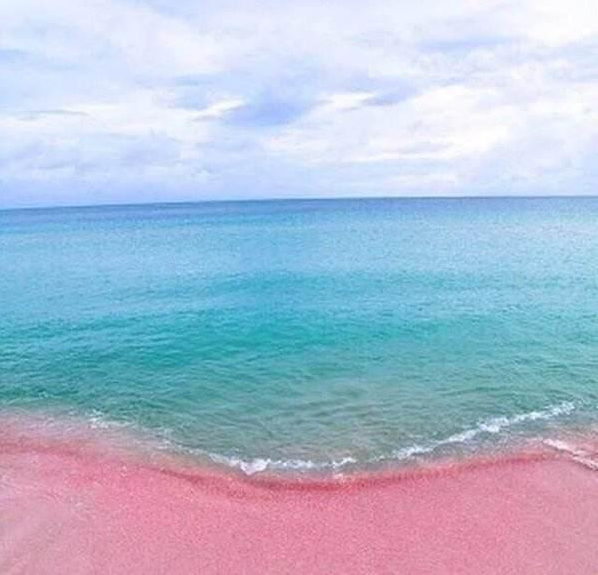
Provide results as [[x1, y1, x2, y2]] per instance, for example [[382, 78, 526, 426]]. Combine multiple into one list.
[[2, 420, 598, 575]]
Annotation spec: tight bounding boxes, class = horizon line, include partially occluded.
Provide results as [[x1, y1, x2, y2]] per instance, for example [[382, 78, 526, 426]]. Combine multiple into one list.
[[2, 193, 598, 213]]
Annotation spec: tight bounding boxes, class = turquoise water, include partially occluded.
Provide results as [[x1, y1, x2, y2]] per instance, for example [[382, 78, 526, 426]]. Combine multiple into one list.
[[2, 198, 598, 473]]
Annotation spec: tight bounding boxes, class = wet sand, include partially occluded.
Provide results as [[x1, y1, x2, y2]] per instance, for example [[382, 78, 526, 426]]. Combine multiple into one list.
[[1, 425, 598, 574]]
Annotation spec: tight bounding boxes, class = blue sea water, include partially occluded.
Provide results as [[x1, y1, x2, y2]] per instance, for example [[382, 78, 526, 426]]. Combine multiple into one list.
[[2, 198, 598, 474]]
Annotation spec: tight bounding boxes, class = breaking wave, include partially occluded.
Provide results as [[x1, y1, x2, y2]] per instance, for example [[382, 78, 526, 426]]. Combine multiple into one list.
[[206, 401, 578, 475], [2, 401, 578, 476]]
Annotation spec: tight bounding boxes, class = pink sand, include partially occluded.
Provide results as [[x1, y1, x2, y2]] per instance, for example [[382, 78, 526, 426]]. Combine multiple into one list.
[[1, 426, 598, 574]]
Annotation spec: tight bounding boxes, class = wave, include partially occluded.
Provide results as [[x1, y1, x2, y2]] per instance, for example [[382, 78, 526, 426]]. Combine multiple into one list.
[[443, 400, 576, 443], [208, 401, 578, 475], [387, 400, 576, 461], [543, 438, 598, 471], [1, 401, 578, 476], [207, 454, 358, 475]]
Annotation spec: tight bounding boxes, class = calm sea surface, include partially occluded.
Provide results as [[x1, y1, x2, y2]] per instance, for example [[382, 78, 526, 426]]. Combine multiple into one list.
[[2, 198, 598, 473]]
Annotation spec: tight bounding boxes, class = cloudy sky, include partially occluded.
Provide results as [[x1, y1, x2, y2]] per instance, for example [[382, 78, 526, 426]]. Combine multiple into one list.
[[1, 0, 597, 207]]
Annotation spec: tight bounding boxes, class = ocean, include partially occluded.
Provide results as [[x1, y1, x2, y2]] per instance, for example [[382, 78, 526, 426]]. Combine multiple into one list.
[[2, 197, 598, 475]]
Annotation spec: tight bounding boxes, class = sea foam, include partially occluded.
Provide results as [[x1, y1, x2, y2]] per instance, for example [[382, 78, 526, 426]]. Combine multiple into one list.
[[206, 401, 578, 475]]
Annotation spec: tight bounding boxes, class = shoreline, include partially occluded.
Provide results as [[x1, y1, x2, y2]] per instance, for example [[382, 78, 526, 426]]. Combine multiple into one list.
[[2, 419, 598, 574], [0, 400, 582, 479]]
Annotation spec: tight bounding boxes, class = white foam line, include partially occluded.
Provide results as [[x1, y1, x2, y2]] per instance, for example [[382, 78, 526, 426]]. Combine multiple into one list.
[[442, 401, 576, 445], [69, 400, 579, 476], [208, 402, 578, 475], [387, 401, 577, 465], [208, 454, 358, 476], [543, 439, 598, 471]]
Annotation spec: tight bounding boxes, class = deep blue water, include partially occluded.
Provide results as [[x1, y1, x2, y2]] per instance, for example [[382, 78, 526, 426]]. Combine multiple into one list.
[[2, 198, 598, 473]]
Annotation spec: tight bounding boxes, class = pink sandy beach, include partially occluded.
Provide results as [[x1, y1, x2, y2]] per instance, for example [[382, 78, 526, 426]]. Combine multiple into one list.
[[1, 423, 598, 575]]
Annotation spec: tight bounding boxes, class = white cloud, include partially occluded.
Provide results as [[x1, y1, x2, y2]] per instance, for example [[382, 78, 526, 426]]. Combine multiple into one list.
[[265, 85, 514, 165], [1, 0, 598, 206], [0, 0, 232, 75], [194, 98, 245, 120]]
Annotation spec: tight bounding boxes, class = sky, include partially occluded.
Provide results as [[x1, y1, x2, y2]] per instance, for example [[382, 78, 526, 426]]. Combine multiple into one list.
[[1, 0, 598, 207]]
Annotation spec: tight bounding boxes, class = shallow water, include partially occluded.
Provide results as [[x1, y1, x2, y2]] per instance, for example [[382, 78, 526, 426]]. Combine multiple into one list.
[[2, 197, 598, 473]]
